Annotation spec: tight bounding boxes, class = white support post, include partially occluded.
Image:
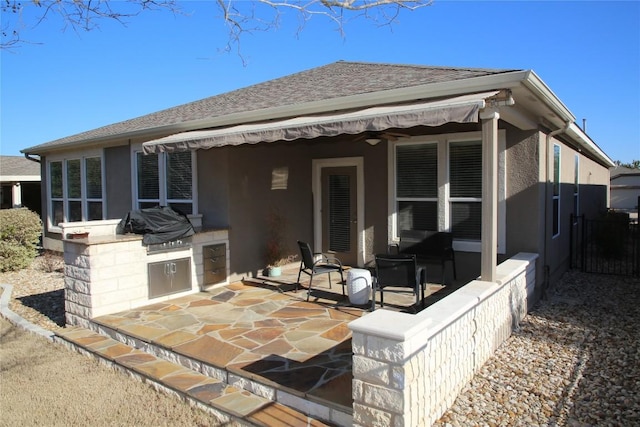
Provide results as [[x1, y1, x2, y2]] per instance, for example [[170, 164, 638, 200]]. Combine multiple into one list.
[[11, 183, 22, 208], [480, 108, 499, 282]]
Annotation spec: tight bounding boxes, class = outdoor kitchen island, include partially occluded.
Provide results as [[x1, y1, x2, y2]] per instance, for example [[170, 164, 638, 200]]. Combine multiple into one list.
[[62, 227, 229, 328]]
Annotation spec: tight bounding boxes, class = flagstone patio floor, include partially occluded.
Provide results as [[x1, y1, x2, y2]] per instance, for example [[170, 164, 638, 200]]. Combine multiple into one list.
[[58, 267, 451, 424]]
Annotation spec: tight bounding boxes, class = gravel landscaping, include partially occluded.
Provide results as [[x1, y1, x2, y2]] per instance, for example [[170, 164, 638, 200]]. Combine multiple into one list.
[[434, 270, 640, 427], [1, 253, 639, 426]]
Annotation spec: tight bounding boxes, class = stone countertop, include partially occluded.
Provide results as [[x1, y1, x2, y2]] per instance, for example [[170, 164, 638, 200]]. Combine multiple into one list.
[[63, 233, 143, 245], [63, 227, 230, 246]]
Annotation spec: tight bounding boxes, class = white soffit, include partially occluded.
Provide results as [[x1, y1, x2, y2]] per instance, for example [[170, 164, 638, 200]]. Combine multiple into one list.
[[142, 91, 500, 154]]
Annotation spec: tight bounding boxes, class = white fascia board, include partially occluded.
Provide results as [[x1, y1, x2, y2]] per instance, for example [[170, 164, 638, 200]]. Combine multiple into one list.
[[521, 70, 575, 123], [519, 71, 614, 167], [566, 123, 615, 167], [0, 175, 40, 182]]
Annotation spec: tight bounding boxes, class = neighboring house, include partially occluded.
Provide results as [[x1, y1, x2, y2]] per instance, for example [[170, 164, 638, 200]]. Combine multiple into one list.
[[0, 155, 42, 215], [21, 61, 613, 291], [610, 165, 640, 213]]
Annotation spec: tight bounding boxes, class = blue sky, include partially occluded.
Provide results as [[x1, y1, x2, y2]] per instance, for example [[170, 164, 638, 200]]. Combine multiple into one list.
[[1, 1, 639, 163]]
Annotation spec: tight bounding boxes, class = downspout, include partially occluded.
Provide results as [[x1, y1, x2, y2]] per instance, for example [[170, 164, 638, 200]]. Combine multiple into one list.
[[23, 153, 41, 163], [542, 121, 570, 299]]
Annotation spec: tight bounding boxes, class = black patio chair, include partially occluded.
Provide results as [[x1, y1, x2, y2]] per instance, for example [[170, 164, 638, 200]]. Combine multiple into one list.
[[296, 240, 345, 301], [373, 254, 426, 311], [388, 229, 457, 285]]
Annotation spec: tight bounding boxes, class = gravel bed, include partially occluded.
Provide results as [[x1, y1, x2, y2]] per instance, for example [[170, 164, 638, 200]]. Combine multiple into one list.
[[1, 255, 638, 425], [435, 270, 640, 426], [0, 253, 65, 332]]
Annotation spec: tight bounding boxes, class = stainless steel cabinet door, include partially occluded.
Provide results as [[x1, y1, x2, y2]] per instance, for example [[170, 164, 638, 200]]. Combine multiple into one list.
[[148, 257, 191, 298]]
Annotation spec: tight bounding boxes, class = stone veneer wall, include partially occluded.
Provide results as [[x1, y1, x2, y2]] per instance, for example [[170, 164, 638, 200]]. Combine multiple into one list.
[[64, 229, 229, 329], [348, 252, 538, 427]]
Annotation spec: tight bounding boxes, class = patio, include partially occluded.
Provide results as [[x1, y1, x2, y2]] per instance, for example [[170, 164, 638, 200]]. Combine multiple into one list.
[[87, 265, 450, 418]]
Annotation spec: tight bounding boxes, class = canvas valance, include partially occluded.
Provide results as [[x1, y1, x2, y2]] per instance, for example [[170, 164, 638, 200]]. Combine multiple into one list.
[[142, 91, 499, 153]]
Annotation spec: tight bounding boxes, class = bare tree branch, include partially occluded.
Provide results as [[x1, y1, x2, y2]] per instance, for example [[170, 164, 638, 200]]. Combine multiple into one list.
[[2, 0, 432, 53], [2, 0, 181, 49]]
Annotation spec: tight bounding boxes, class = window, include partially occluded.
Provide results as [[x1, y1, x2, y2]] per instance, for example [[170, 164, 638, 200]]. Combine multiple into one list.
[[552, 144, 561, 237], [449, 140, 482, 240], [135, 150, 194, 215], [573, 154, 579, 223], [395, 143, 438, 231], [48, 156, 104, 228], [392, 132, 505, 253]]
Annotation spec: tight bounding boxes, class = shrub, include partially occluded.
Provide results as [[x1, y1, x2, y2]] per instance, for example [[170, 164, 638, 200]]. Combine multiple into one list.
[[41, 249, 64, 273], [0, 208, 42, 272]]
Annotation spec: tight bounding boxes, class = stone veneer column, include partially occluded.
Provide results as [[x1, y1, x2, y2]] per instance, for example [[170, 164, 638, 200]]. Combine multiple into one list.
[[64, 235, 147, 328]]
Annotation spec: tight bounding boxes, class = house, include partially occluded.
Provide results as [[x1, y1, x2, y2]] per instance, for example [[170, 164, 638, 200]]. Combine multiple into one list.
[[21, 61, 613, 288], [0, 155, 41, 215], [610, 165, 640, 215], [20, 61, 615, 426]]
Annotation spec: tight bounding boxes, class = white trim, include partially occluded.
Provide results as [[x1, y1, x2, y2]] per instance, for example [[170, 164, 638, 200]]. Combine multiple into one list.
[[130, 145, 198, 215], [389, 138, 440, 240], [389, 130, 506, 253], [45, 149, 104, 233], [0, 175, 40, 182], [312, 157, 365, 266]]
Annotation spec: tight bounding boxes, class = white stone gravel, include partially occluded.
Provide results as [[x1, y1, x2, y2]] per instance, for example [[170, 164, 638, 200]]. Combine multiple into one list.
[[434, 270, 640, 427], [0, 253, 65, 332], [2, 255, 639, 426]]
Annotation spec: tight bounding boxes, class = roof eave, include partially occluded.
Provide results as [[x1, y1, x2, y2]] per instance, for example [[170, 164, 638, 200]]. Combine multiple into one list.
[[565, 123, 615, 167], [521, 70, 575, 124], [520, 70, 614, 168], [22, 68, 614, 168], [22, 70, 532, 156]]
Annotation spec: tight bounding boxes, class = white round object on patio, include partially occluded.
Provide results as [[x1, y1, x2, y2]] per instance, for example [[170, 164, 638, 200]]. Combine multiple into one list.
[[346, 268, 372, 305]]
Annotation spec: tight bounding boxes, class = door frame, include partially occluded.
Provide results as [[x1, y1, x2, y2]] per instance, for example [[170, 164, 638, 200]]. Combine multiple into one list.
[[312, 157, 365, 267]]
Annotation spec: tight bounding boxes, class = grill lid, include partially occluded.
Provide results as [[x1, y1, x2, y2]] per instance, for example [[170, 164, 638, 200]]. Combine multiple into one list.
[[116, 206, 195, 245]]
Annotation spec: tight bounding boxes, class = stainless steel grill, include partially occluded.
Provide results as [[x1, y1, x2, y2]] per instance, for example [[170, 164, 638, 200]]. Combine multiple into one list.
[[146, 239, 192, 254]]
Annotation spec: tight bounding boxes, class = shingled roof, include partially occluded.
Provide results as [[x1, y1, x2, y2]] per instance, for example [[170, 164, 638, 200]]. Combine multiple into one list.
[[23, 61, 516, 154], [0, 155, 41, 178]]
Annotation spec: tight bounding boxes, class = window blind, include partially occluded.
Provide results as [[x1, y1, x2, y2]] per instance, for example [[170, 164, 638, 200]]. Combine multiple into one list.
[[50, 162, 63, 198], [85, 157, 102, 199], [450, 141, 482, 198], [397, 144, 437, 198], [329, 174, 351, 252], [166, 151, 192, 200], [66, 159, 81, 199], [137, 152, 160, 200]]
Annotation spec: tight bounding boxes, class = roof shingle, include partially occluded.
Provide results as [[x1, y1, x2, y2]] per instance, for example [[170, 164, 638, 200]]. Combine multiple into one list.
[[0, 156, 41, 177], [23, 61, 517, 154]]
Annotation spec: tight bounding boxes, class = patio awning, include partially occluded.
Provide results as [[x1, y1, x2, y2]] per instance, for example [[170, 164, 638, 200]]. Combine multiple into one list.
[[142, 91, 500, 153]]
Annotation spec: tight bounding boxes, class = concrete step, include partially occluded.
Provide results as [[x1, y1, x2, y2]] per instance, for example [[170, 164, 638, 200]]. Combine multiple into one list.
[[55, 326, 333, 426]]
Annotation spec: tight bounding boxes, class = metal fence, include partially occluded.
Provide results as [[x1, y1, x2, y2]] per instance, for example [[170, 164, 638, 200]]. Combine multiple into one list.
[[570, 213, 639, 277]]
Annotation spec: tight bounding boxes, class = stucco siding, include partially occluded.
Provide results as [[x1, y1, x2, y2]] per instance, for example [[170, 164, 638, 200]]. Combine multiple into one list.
[[579, 153, 609, 218], [504, 125, 541, 255], [542, 135, 609, 285], [223, 136, 389, 280]]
